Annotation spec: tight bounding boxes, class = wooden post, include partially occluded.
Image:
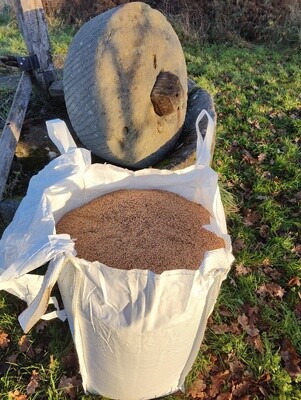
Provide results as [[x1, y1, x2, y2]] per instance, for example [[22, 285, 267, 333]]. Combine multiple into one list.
[[0, 72, 32, 201], [13, 0, 57, 92]]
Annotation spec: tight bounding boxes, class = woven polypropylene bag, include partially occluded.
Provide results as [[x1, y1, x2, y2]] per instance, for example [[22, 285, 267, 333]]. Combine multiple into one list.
[[0, 111, 234, 399]]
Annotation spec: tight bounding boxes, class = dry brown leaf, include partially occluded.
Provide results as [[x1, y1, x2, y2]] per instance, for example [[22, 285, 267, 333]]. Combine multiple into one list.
[[242, 149, 257, 164], [238, 314, 259, 337], [243, 210, 260, 227], [235, 263, 251, 276], [292, 244, 301, 256], [231, 380, 252, 397], [257, 283, 285, 299], [237, 314, 249, 331], [288, 277, 301, 287], [232, 239, 246, 253], [209, 370, 231, 397], [247, 335, 264, 353], [211, 324, 233, 334], [26, 370, 40, 395], [229, 359, 245, 378], [18, 335, 35, 358], [6, 353, 19, 363], [262, 266, 283, 280], [280, 339, 301, 378], [217, 392, 232, 400], [219, 306, 232, 318], [0, 331, 10, 349], [187, 378, 207, 398], [8, 390, 27, 400], [259, 224, 269, 239], [58, 375, 81, 399], [257, 153, 266, 163]]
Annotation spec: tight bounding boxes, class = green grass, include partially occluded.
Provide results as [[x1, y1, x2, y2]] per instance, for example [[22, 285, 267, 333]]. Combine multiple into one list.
[[0, 15, 301, 400]]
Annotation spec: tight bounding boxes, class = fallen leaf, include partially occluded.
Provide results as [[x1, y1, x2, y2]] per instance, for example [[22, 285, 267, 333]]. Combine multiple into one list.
[[288, 277, 301, 287], [229, 359, 245, 378], [18, 335, 35, 358], [58, 375, 81, 399], [217, 392, 232, 400], [211, 324, 233, 334], [219, 306, 232, 318], [238, 314, 259, 337], [233, 239, 245, 253], [257, 153, 266, 163], [8, 390, 27, 400], [247, 335, 264, 353], [292, 244, 301, 256], [263, 266, 283, 280], [237, 314, 249, 331], [26, 370, 40, 395], [235, 263, 251, 276], [257, 283, 285, 299], [259, 224, 269, 239], [6, 353, 19, 363], [187, 378, 207, 398], [232, 380, 252, 397], [0, 331, 10, 349], [243, 210, 260, 227], [242, 150, 257, 164], [209, 370, 231, 397], [281, 339, 301, 378]]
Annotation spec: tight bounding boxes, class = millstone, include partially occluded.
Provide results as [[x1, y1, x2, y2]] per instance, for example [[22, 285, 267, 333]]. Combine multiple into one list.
[[64, 2, 188, 168]]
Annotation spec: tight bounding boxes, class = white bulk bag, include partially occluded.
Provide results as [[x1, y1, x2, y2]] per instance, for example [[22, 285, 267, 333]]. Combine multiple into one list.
[[0, 111, 234, 400]]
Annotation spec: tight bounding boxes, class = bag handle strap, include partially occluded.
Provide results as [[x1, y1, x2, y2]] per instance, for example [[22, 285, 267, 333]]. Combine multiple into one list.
[[46, 119, 77, 154], [195, 110, 215, 167]]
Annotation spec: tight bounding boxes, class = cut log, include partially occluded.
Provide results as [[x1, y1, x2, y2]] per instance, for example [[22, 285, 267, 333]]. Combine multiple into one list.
[[0, 72, 32, 201], [151, 71, 184, 116]]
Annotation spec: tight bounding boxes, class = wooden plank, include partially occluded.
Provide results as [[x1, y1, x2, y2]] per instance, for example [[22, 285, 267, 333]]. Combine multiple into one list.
[[13, 0, 57, 92], [0, 71, 32, 201]]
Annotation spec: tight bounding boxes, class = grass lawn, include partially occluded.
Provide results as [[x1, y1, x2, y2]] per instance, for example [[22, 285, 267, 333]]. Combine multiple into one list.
[[0, 12, 300, 400]]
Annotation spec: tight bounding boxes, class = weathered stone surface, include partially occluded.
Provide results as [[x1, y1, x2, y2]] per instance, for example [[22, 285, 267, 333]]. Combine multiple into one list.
[[64, 2, 188, 168]]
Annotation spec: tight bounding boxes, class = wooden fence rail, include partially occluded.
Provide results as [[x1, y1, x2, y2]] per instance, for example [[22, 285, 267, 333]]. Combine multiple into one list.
[[0, 0, 58, 200]]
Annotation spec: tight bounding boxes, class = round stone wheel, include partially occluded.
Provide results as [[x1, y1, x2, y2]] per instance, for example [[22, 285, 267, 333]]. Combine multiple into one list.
[[64, 2, 188, 168]]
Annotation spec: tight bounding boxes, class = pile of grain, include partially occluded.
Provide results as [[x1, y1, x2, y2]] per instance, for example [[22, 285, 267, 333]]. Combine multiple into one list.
[[56, 189, 225, 274]]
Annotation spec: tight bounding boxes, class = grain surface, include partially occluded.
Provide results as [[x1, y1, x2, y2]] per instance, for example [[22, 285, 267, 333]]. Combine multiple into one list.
[[56, 189, 225, 273]]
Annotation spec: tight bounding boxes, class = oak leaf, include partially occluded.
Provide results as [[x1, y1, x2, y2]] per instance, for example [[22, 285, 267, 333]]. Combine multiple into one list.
[[18, 335, 35, 358], [0, 331, 10, 349], [209, 370, 231, 397], [235, 263, 251, 276], [257, 283, 285, 299], [280, 339, 301, 378], [8, 390, 27, 400], [26, 370, 40, 395], [58, 375, 81, 399], [288, 277, 301, 287], [187, 378, 207, 398]]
